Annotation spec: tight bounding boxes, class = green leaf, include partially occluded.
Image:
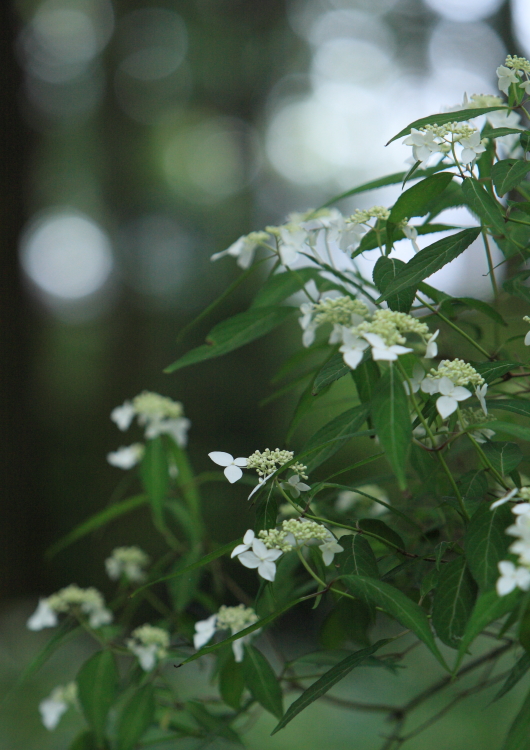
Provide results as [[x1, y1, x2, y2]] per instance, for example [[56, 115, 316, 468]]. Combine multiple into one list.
[[302, 403, 370, 472], [482, 442, 523, 476], [432, 557, 477, 648], [271, 640, 390, 734], [487, 127, 524, 139], [504, 271, 530, 305], [251, 268, 319, 308], [242, 645, 283, 719], [350, 359, 381, 404], [465, 503, 512, 591], [140, 437, 169, 524], [373, 257, 416, 313], [457, 470, 488, 504], [501, 685, 530, 750], [313, 352, 351, 394], [455, 589, 521, 672], [387, 107, 509, 144], [165, 307, 295, 373], [388, 173, 454, 225], [371, 366, 411, 490], [358, 223, 458, 253], [490, 421, 530, 442], [254, 482, 278, 533], [338, 533, 379, 579], [219, 654, 245, 710], [319, 166, 446, 207], [69, 731, 100, 750], [440, 296, 507, 327], [376, 228, 481, 302], [472, 361, 521, 383], [186, 701, 242, 744], [116, 685, 155, 750], [320, 598, 374, 648], [492, 158, 530, 196], [490, 399, 530, 419], [461, 177, 506, 235], [492, 653, 530, 703], [45, 495, 147, 559], [424, 182, 466, 222], [342, 576, 447, 669], [77, 651, 118, 743], [357, 519, 406, 553]]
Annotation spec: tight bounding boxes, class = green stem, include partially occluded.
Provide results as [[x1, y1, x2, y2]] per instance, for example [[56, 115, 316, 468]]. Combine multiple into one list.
[[416, 295, 491, 359], [397, 363, 469, 521], [296, 548, 327, 588], [464, 427, 510, 490], [481, 230, 499, 299]]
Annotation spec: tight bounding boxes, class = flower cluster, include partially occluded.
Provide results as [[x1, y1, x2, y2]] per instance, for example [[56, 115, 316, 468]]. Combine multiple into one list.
[[27, 585, 113, 631], [39, 682, 78, 731], [247, 448, 307, 479], [210, 230, 270, 269], [420, 359, 485, 419], [497, 55, 530, 95], [193, 604, 259, 662], [404, 122, 486, 165], [127, 624, 170, 671], [111, 391, 191, 447], [299, 295, 369, 348], [105, 546, 150, 583], [495, 495, 530, 596], [107, 442, 144, 470]]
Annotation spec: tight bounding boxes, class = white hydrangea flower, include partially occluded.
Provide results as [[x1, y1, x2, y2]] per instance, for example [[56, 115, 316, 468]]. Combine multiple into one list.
[[105, 546, 150, 582], [496, 65, 519, 95], [402, 223, 420, 253], [363, 332, 412, 362], [339, 328, 369, 370], [319, 533, 344, 566], [403, 363, 425, 395], [208, 451, 248, 483], [210, 231, 269, 269], [281, 474, 311, 498], [39, 683, 78, 730], [127, 624, 170, 671], [403, 128, 441, 163], [435, 377, 472, 419], [111, 401, 135, 431], [459, 131, 487, 164], [193, 605, 260, 662], [111, 392, 191, 447], [107, 443, 144, 470], [193, 614, 218, 650], [496, 560, 530, 596], [27, 598, 58, 631], [237, 539, 282, 581]]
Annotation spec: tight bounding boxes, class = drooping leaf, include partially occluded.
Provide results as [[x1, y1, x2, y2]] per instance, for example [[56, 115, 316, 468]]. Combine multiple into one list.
[[424, 181, 466, 221], [271, 640, 390, 734], [342, 576, 447, 669], [482, 442, 523, 477], [116, 685, 156, 750], [165, 307, 295, 373], [461, 177, 507, 235], [219, 654, 245, 710], [242, 645, 283, 719], [472, 361, 521, 383], [432, 557, 477, 648], [492, 653, 530, 704], [376, 228, 481, 302], [501, 685, 530, 750], [357, 519, 405, 554], [373, 256, 416, 313], [251, 268, 320, 308], [371, 367, 411, 490], [465, 503, 512, 591], [492, 158, 530, 196], [490, 399, 530, 419], [387, 107, 509, 144], [350, 359, 381, 404], [388, 172, 454, 225], [77, 651, 118, 743], [254, 482, 278, 533], [338, 534, 379, 579], [455, 589, 521, 672], [302, 403, 370, 472], [313, 352, 351, 394], [140, 437, 169, 525]]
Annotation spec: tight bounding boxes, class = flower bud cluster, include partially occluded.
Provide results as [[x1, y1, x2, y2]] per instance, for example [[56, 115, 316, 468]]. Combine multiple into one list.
[[133, 391, 183, 420], [111, 391, 191, 447], [216, 604, 259, 632], [355, 310, 429, 348], [347, 206, 390, 225], [311, 297, 369, 327], [427, 359, 484, 388], [127, 624, 170, 671], [246, 448, 307, 478], [27, 585, 113, 631], [259, 519, 330, 551], [505, 55, 530, 74], [105, 546, 150, 582]]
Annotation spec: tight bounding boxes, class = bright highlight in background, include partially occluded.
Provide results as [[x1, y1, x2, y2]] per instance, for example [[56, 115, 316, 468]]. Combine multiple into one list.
[[20, 210, 113, 300]]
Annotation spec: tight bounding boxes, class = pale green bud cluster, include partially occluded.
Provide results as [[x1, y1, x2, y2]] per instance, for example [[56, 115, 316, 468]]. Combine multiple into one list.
[[427, 359, 484, 387], [105, 546, 150, 582], [46, 584, 113, 627], [133, 391, 183, 420], [519, 487, 530, 501], [347, 206, 390, 225], [354, 309, 429, 347], [259, 518, 329, 551], [129, 624, 170, 651], [49, 682, 78, 707], [312, 296, 369, 327], [468, 94, 503, 108], [423, 122, 476, 141], [259, 527, 296, 552], [216, 604, 259, 632], [505, 55, 530, 74], [247, 448, 307, 478]]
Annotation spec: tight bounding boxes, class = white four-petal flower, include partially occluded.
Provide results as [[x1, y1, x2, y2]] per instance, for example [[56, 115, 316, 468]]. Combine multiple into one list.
[[339, 329, 369, 370], [193, 614, 218, 650], [435, 377, 471, 419], [209, 452, 248, 483], [363, 332, 412, 362], [237, 539, 282, 581], [281, 474, 311, 499], [496, 65, 519, 95], [319, 535, 344, 566], [496, 560, 530, 596]]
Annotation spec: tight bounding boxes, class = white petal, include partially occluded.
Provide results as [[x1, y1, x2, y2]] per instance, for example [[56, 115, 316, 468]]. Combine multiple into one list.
[[452, 386, 471, 402], [498, 560, 516, 576], [525, 330, 530, 346], [437, 377, 455, 396], [208, 451, 234, 467], [436, 396, 458, 419], [27, 599, 58, 631], [363, 332, 386, 348], [243, 529, 255, 544], [421, 378, 438, 394], [264, 548, 283, 562], [232, 638, 245, 662], [258, 560, 277, 581], [39, 697, 68, 730], [231, 543, 251, 558], [251, 539, 269, 558], [234, 457, 248, 467], [341, 348, 364, 370], [224, 464, 243, 483], [238, 551, 261, 569], [111, 402, 135, 431], [371, 348, 397, 361], [496, 575, 516, 596]]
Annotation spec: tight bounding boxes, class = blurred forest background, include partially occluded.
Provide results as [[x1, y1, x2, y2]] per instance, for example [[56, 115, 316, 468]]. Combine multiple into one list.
[[1, 0, 530, 747]]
